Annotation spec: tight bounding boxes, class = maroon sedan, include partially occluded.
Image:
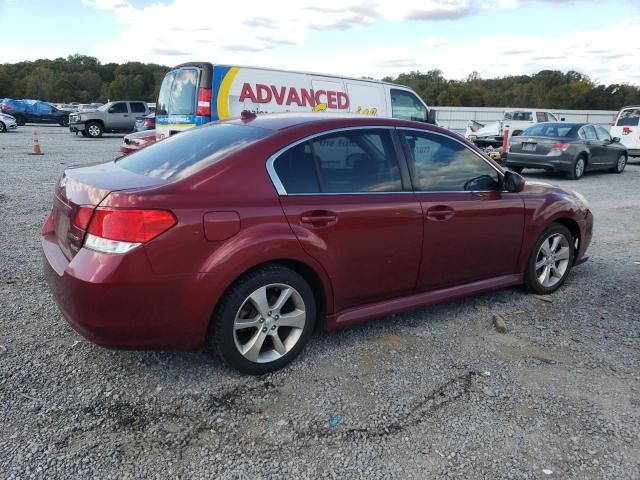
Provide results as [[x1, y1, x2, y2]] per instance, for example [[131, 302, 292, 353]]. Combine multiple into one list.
[[42, 114, 593, 374]]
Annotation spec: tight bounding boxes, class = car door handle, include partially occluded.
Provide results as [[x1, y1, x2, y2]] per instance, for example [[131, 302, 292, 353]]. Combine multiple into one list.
[[300, 210, 337, 225], [425, 205, 455, 221]]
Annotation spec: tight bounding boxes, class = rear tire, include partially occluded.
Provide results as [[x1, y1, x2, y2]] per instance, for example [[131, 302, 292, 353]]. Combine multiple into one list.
[[80, 131, 88, 137], [567, 155, 586, 180], [609, 153, 626, 174], [15, 115, 26, 126], [523, 224, 575, 294], [209, 265, 317, 375], [86, 121, 103, 138]]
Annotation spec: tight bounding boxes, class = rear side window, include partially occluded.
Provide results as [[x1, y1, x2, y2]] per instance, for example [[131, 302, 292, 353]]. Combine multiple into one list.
[[536, 112, 545, 122], [116, 124, 271, 181], [401, 130, 500, 192], [111, 102, 128, 113], [582, 125, 597, 140], [391, 89, 427, 122], [170, 68, 199, 115], [273, 129, 403, 194], [130, 102, 146, 113], [616, 108, 640, 127]]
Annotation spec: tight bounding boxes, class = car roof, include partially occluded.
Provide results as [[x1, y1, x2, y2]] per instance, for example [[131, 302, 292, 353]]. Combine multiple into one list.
[[223, 112, 446, 133]]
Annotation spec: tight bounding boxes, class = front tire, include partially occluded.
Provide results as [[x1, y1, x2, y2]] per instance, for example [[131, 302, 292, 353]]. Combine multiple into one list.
[[86, 121, 103, 138], [0, 122, 5, 133], [210, 265, 317, 375], [609, 153, 626, 174], [524, 224, 575, 294], [59, 117, 69, 127], [567, 155, 586, 180]]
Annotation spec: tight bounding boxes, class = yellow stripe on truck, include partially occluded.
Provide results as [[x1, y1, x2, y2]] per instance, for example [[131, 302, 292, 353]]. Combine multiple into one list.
[[217, 67, 240, 120]]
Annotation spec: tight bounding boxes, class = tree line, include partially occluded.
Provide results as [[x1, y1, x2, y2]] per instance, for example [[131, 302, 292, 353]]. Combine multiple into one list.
[[382, 69, 640, 111], [1, 54, 638, 110]]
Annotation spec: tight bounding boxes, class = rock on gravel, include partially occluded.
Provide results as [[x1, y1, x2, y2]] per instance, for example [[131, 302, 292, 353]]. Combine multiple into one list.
[[1, 126, 639, 479]]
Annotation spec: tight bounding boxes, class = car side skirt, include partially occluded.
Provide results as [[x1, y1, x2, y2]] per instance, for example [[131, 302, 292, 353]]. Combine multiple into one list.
[[325, 273, 523, 330]]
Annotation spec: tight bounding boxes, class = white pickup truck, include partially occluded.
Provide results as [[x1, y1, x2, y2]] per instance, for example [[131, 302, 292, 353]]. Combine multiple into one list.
[[465, 109, 562, 148]]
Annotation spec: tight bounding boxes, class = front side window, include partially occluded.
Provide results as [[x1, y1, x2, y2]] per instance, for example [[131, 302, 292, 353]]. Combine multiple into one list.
[[595, 126, 611, 141], [273, 129, 403, 194], [391, 89, 427, 122], [401, 130, 500, 192], [536, 112, 545, 123]]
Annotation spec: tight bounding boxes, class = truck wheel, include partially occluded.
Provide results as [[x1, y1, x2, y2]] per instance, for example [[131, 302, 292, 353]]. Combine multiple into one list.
[[59, 117, 69, 127], [86, 122, 103, 138], [15, 115, 26, 126]]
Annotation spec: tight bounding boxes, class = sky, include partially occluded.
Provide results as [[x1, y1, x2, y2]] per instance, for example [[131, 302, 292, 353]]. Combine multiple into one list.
[[1, 0, 639, 85]]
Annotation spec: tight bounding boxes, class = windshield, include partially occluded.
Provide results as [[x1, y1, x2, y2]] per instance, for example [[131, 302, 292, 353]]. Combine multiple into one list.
[[116, 123, 271, 181], [504, 111, 532, 121], [522, 123, 575, 137]]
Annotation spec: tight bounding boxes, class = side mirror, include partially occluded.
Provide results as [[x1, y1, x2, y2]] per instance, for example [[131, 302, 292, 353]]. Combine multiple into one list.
[[108, 107, 115, 113], [612, 136, 621, 143], [427, 109, 437, 125], [504, 170, 525, 193]]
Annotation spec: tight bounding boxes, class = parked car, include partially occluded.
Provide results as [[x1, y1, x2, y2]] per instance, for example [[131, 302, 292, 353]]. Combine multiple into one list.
[[466, 109, 562, 148], [1, 99, 70, 126], [506, 122, 627, 179], [42, 113, 593, 374], [154, 62, 437, 140], [134, 112, 155, 132], [0, 112, 17, 132], [68, 101, 149, 138], [610, 105, 640, 157], [120, 129, 157, 156]]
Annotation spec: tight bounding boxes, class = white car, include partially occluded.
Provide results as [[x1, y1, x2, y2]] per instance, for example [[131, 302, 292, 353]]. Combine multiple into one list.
[[610, 106, 640, 157], [465, 109, 561, 147], [0, 113, 17, 132]]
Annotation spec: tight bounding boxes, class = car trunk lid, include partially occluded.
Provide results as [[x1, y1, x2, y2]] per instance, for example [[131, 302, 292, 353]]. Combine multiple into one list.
[[50, 161, 166, 260], [510, 135, 567, 155]]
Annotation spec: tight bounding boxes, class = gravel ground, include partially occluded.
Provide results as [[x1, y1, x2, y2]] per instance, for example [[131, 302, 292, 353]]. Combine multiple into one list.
[[1, 125, 639, 479]]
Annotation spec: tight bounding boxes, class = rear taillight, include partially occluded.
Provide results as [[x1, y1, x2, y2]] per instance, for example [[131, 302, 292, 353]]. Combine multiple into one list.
[[196, 87, 211, 117], [145, 118, 154, 126], [84, 208, 176, 254], [1, 104, 9, 112], [72, 206, 94, 230], [552, 143, 571, 152]]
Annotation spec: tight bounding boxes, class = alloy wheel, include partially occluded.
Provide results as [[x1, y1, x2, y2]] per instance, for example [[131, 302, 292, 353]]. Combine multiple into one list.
[[233, 283, 306, 364], [575, 158, 585, 178], [87, 125, 101, 137], [534, 233, 571, 288], [617, 155, 626, 172]]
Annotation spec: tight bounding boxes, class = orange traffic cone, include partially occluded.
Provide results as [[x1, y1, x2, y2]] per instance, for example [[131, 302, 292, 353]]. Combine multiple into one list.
[[28, 130, 44, 155]]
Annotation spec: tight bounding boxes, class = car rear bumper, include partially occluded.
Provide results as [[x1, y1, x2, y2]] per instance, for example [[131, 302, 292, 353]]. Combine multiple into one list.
[[41, 233, 211, 351], [505, 152, 574, 171]]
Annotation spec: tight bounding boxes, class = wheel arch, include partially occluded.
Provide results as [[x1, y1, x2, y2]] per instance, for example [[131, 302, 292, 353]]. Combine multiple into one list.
[[552, 217, 581, 261]]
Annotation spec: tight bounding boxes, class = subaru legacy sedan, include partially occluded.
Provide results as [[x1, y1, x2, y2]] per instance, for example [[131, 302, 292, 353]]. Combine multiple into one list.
[[42, 114, 593, 374], [506, 122, 627, 179]]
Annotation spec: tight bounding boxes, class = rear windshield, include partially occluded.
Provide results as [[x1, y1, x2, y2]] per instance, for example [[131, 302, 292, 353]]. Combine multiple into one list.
[[522, 123, 575, 137], [156, 68, 199, 116], [616, 108, 640, 127], [116, 123, 271, 181]]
